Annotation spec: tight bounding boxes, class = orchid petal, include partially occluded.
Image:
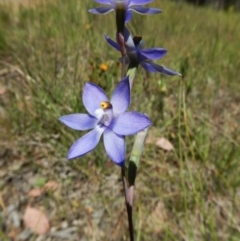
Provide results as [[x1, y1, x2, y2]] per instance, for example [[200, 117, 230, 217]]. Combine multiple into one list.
[[125, 0, 131, 7], [128, 0, 154, 7], [103, 129, 125, 166], [149, 62, 181, 76], [109, 0, 116, 7], [111, 112, 151, 135], [83, 82, 108, 116], [123, 26, 131, 44], [104, 35, 120, 51], [68, 127, 104, 159], [141, 61, 158, 72], [123, 27, 135, 51], [110, 76, 130, 115], [125, 10, 132, 22], [59, 114, 97, 131], [107, 27, 135, 54], [139, 48, 167, 60], [88, 6, 114, 15], [129, 6, 162, 14]]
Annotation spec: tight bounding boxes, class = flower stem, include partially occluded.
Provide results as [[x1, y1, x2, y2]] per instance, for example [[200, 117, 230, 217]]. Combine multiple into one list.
[[121, 168, 134, 241], [117, 32, 127, 80], [126, 65, 137, 91]]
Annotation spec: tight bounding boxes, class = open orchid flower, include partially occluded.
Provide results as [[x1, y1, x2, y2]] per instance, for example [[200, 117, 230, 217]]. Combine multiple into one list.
[[105, 27, 181, 76], [89, 0, 161, 22], [59, 76, 151, 167]]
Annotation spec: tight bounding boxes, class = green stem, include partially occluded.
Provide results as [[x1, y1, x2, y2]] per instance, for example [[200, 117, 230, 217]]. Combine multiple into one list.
[[121, 168, 134, 241]]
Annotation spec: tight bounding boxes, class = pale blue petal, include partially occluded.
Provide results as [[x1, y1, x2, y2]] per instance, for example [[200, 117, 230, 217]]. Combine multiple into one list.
[[128, 0, 154, 7], [109, 0, 116, 7], [104, 35, 120, 51], [141, 61, 158, 72], [139, 48, 167, 60], [83, 82, 108, 116], [94, 0, 111, 5], [103, 129, 125, 166], [129, 6, 162, 14], [111, 112, 151, 135], [125, 10, 132, 22], [106, 28, 134, 53], [59, 114, 97, 130], [88, 6, 114, 14], [110, 76, 130, 115], [148, 62, 181, 76], [68, 127, 104, 159], [125, 0, 131, 7], [123, 27, 135, 50]]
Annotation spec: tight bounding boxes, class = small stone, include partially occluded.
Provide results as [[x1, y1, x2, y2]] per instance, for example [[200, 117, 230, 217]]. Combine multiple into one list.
[[72, 219, 85, 226], [11, 211, 21, 228], [9, 162, 23, 172], [61, 221, 68, 229], [50, 226, 58, 233], [18, 229, 32, 241], [50, 227, 77, 239], [7, 204, 16, 213], [7, 204, 21, 229], [60, 172, 68, 179], [35, 236, 46, 241]]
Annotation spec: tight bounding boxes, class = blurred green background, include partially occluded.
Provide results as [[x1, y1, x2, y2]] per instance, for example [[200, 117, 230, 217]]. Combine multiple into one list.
[[0, 0, 240, 240], [180, 0, 240, 10]]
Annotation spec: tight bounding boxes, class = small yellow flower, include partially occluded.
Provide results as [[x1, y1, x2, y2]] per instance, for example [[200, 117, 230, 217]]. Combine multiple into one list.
[[100, 63, 107, 71]]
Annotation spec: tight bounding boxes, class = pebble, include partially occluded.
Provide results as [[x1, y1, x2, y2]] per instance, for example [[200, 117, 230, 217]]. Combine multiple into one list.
[[50, 226, 58, 233], [35, 235, 47, 241], [61, 221, 68, 229], [7, 204, 21, 228], [72, 219, 85, 226], [8, 162, 23, 172], [41, 159, 50, 168], [60, 172, 68, 179], [50, 227, 78, 239], [18, 229, 32, 241]]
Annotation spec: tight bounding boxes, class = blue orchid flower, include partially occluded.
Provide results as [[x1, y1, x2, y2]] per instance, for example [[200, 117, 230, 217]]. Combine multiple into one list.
[[89, 0, 161, 22], [105, 27, 181, 76], [59, 76, 151, 167]]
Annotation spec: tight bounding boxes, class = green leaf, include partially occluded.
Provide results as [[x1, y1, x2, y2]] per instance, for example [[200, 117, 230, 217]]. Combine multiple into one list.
[[126, 127, 149, 186]]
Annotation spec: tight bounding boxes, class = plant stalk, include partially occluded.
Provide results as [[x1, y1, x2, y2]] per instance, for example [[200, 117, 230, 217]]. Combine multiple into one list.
[[121, 168, 134, 241]]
